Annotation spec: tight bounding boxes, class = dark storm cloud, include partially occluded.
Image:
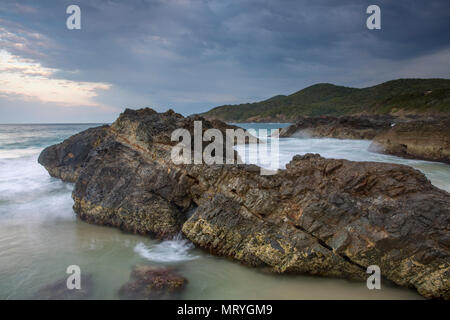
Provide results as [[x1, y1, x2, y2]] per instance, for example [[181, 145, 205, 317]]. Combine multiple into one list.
[[0, 0, 449, 122]]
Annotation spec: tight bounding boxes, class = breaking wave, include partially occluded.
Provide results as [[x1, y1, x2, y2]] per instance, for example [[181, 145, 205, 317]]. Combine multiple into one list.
[[134, 235, 198, 263]]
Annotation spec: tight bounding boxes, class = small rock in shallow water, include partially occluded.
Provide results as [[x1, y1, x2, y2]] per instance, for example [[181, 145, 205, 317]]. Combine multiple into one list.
[[33, 274, 93, 300], [118, 265, 187, 300]]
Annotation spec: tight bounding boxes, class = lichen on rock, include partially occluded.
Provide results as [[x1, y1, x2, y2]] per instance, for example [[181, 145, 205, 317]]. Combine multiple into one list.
[[118, 265, 187, 300], [370, 117, 450, 163]]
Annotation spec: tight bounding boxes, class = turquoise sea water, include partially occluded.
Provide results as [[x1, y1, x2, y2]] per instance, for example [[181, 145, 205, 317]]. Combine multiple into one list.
[[0, 123, 447, 299]]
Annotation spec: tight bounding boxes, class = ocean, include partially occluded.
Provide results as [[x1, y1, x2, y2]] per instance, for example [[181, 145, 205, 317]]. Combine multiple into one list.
[[1, 123, 448, 299]]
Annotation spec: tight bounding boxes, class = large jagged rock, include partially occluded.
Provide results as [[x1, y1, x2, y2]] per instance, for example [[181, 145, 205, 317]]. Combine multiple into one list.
[[70, 108, 243, 238], [182, 154, 450, 298], [279, 115, 395, 139], [370, 118, 450, 163], [38, 108, 450, 299]]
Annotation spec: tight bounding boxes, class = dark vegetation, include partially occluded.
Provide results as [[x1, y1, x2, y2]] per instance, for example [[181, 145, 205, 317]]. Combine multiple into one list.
[[203, 79, 450, 122]]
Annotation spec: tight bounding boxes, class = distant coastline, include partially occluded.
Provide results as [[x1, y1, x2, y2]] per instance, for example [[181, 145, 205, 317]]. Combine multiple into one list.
[[202, 78, 450, 123]]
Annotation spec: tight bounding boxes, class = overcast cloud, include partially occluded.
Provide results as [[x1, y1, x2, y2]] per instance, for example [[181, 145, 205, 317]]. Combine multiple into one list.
[[0, 0, 449, 122]]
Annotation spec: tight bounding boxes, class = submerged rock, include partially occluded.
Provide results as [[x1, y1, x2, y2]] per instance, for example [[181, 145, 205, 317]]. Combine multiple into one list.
[[38, 108, 450, 299], [370, 118, 450, 163], [33, 274, 93, 300], [278, 115, 395, 140], [118, 265, 187, 300]]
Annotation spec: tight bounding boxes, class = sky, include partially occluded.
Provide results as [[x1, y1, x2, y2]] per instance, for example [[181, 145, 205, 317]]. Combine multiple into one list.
[[0, 0, 449, 123]]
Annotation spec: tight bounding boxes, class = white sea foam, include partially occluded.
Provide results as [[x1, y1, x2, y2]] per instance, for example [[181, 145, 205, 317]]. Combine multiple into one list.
[[0, 153, 75, 222], [235, 137, 450, 192], [0, 125, 83, 224], [0, 148, 42, 159], [134, 236, 198, 263]]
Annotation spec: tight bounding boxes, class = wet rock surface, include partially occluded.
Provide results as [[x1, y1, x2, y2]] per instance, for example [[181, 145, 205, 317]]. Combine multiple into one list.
[[370, 117, 450, 163], [183, 154, 450, 298], [33, 274, 93, 300], [39, 108, 450, 299], [118, 265, 187, 300], [38, 125, 110, 182], [69, 108, 242, 238], [279, 115, 395, 140], [280, 115, 450, 164]]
